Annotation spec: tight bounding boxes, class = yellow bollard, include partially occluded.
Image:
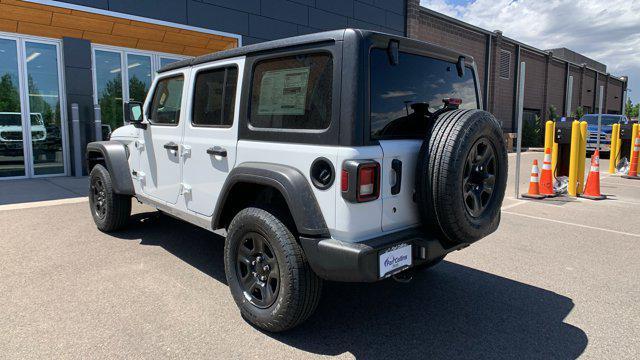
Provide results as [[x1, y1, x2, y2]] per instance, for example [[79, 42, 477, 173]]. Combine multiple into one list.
[[568, 120, 581, 196], [578, 121, 588, 194], [609, 123, 620, 174], [544, 120, 554, 151], [551, 121, 559, 175]]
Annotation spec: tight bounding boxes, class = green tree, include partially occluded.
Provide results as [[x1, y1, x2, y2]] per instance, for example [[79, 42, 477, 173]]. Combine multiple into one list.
[[27, 74, 54, 125], [98, 77, 123, 129], [572, 106, 585, 120], [0, 74, 21, 112], [522, 115, 543, 147], [547, 105, 559, 121], [625, 98, 639, 119], [128, 76, 149, 103]]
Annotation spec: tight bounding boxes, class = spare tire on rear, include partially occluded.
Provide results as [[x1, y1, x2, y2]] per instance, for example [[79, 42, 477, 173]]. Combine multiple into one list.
[[416, 109, 507, 245]]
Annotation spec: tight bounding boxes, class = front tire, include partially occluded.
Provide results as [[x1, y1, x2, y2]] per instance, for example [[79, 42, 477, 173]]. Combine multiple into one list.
[[224, 207, 322, 332], [89, 164, 131, 232]]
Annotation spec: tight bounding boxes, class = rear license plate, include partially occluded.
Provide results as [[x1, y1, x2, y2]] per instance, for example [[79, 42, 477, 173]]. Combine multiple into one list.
[[379, 243, 412, 278]]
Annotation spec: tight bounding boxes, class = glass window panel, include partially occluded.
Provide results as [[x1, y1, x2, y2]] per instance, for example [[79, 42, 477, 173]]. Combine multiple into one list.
[[149, 76, 184, 125], [160, 57, 181, 68], [95, 50, 123, 130], [369, 49, 479, 140], [0, 38, 25, 177], [25, 42, 64, 175], [192, 66, 238, 127], [127, 53, 152, 102], [249, 53, 333, 130]]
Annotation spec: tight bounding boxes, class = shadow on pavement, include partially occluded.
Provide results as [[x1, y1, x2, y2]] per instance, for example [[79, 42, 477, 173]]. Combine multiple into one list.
[[116, 211, 588, 360]]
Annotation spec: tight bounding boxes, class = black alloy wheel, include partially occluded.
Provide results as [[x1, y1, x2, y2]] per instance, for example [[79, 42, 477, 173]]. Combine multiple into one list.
[[462, 138, 497, 218], [235, 232, 280, 309], [91, 176, 107, 219]]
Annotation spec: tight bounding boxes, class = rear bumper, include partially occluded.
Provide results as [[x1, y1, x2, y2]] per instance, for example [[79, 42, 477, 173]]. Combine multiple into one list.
[[300, 229, 469, 282]]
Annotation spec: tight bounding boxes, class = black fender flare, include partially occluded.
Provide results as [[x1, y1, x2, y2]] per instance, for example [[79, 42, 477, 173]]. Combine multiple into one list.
[[212, 162, 329, 237], [86, 141, 135, 195]]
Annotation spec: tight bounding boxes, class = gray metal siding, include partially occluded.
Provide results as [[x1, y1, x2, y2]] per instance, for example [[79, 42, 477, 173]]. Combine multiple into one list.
[[55, 0, 406, 43]]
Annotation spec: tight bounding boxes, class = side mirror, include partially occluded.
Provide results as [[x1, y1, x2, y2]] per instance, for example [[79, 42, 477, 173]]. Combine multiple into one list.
[[124, 101, 144, 126]]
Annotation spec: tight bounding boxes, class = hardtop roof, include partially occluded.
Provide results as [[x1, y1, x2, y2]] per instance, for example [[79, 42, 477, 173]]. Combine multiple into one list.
[[158, 28, 476, 74]]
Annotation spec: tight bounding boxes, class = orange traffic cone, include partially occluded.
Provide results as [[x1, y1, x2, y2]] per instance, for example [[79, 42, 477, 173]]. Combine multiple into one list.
[[522, 160, 546, 199], [622, 133, 640, 180], [539, 147, 556, 197], [580, 150, 606, 200]]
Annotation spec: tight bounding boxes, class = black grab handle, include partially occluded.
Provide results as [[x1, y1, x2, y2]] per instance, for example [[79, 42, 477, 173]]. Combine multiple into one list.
[[391, 159, 402, 195], [206, 147, 227, 157], [163, 142, 179, 151]]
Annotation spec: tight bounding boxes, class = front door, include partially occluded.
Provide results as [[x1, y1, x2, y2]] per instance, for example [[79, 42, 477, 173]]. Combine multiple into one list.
[[181, 59, 243, 216], [138, 73, 186, 205], [0, 36, 67, 179]]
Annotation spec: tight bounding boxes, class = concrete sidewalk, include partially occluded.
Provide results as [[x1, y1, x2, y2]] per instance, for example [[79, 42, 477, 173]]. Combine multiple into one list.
[[0, 177, 87, 205]]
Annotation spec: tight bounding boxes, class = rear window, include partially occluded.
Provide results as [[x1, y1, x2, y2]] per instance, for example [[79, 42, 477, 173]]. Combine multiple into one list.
[[192, 66, 238, 127], [249, 53, 332, 130], [370, 49, 479, 140]]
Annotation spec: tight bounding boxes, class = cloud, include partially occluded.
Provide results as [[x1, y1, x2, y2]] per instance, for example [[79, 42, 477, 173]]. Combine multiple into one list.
[[380, 90, 417, 98], [420, 0, 640, 104]]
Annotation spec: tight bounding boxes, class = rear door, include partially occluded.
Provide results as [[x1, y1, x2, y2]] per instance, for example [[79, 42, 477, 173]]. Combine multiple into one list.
[[369, 48, 479, 231], [181, 58, 243, 216]]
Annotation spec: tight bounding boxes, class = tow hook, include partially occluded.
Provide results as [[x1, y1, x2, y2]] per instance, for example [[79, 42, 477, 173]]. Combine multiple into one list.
[[392, 268, 414, 283]]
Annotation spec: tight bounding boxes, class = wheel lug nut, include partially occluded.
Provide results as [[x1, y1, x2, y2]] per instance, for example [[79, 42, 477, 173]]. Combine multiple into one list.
[[263, 265, 269, 271], [260, 276, 266, 281], [251, 260, 256, 266]]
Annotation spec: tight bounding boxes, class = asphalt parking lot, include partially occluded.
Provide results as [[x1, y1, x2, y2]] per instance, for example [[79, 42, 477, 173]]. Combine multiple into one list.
[[1, 152, 639, 359]]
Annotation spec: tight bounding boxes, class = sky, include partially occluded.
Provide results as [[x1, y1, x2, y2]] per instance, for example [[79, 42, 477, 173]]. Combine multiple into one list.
[[419, 0, 640, 104]]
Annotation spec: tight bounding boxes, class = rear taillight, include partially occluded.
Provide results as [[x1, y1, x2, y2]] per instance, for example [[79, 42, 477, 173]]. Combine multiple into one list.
[[341, 170, 349, 192], [341, 160, 380, 203]]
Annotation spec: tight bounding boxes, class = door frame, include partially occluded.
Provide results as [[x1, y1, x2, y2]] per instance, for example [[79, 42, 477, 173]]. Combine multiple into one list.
[[0, 31, 69, 180]]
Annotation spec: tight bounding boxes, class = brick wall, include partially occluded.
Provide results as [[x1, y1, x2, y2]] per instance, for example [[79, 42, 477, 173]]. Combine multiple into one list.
[[405, 0, 627, 132], [582, 70, 596, 112], [56, 0, 406, 45], [569, 65, 581, 115], [0, 0, 237, 56], [522, 50, 546, 112], [547, 60, 565, 115], [607, 77, 623, 114]]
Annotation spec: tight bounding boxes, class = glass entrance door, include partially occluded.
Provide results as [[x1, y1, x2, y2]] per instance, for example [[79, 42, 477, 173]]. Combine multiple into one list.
[[0, 38, 26, 178], [0, 35, 67, 179], [25, 41, 66, 176]]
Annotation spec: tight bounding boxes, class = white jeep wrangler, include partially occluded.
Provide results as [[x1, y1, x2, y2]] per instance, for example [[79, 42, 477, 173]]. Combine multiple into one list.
[[86, 29, 507, 332]]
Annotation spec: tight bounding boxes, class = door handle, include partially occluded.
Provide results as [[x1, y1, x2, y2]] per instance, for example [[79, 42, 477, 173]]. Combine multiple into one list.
[[207, 146, 227, 157], [391, 159, 402, 195], [163, 142, 179, 151]]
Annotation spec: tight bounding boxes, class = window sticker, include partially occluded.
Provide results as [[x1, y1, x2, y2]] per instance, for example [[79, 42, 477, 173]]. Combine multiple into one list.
[[257, 67, 310, 115]]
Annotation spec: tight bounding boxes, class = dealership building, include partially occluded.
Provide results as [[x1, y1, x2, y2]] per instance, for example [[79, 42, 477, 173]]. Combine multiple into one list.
[[0, 0, 627, 179]]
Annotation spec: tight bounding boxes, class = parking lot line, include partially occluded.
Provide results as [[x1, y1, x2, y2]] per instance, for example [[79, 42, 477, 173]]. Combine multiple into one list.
[[601, 179, 640, 189], [501, 200, 528, 210], [502, 211, 640, 238], [0, 197, 88, 211]]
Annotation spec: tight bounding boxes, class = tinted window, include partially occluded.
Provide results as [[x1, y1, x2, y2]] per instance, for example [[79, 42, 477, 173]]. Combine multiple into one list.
[[192, 66, 238, 127], [149, 76, 184, 125], [250, 53, 332, 130], [370, 49, 478, 139]]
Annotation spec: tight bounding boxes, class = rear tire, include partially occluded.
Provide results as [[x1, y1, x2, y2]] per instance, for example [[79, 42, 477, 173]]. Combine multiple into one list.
[[89, 164, 131, 232], [224, 207, 322, 332], [416, 109, 507, 245]]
